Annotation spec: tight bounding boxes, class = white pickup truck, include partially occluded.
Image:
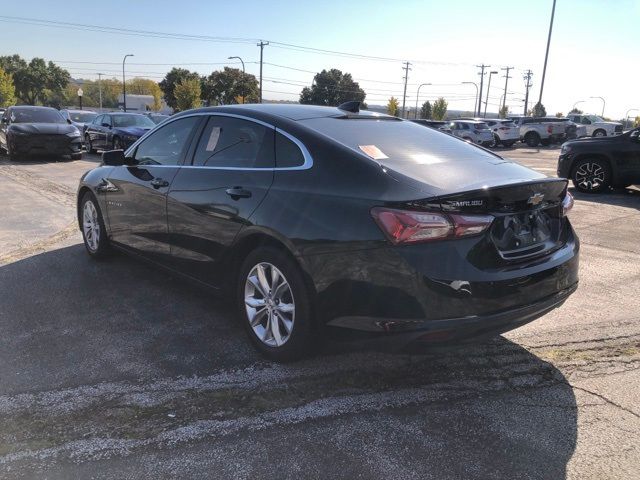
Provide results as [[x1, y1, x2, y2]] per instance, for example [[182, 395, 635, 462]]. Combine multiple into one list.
[[514, 117, 566, 147], [566, 114, 623, 137]]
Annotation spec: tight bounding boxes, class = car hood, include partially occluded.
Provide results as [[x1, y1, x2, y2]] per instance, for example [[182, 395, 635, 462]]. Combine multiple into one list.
[[9, 123, 78, 135], [564, 135, 619, 147], [113, 126, 152, 137], [594, 121, 621, 127]]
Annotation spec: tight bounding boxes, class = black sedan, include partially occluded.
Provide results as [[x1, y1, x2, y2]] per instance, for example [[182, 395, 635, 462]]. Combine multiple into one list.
[[0, 106, 83, 160], [558, 127, 640, 193], [77, 103, 579, 361], [84, 112, 156, 153]]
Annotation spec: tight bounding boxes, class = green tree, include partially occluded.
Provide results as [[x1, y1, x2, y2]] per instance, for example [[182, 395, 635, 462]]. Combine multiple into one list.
[[532, 102, 547, 117], [432, 97, 448, 120], [635, 116, 640, 128], [568, 107, 583, 114], [499, 105, 509, 119], [386, 96, 399, 116], [299, 69, 366, 106], [420, 100, 432, 119], [555, 112, 564, 118], [159, 68, 201, 110], [4, 57, 70, 105], [174, 77, 201, 111], [201, 67, 259, 105], [0, 68, 16, 107], [127, 77, 163, 111]]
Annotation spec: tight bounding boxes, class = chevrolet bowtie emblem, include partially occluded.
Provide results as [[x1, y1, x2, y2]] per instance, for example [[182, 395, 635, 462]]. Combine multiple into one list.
[[528, 193, 545, 205]]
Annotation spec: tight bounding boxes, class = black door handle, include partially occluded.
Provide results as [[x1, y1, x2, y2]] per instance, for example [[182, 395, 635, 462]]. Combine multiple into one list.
[[225, 186, 252, 199], [150, 178, 170, 189]]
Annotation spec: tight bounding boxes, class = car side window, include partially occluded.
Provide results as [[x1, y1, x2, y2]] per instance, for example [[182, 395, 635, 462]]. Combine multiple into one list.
[[192, 116, 275, 168], [93, 115, 103, 126], [103, 116, 112, 127], [462, 123, 470, 130], [275, 131, 305, 168], [133, 116, 200, 166]]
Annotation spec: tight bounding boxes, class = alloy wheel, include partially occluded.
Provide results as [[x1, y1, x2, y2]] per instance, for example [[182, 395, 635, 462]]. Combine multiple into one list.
[[82, 200, 100, 252], [575, 162, 605, 191], [594, 130, 606, 137], [244, 262, 295, 347]]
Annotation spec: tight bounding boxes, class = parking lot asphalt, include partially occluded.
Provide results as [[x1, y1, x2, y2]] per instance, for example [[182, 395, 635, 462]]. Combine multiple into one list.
[[0, 147, 638, 479]]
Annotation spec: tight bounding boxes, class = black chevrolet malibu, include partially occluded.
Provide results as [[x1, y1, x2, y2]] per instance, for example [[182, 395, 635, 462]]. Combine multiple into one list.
[[77, 103, 579, 360], [1, 106, 83, 160]]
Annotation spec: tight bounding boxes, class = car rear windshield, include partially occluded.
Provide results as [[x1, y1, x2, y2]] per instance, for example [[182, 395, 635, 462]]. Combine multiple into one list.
[[112, 114, 156, 128], [11, 108, 65, 124], [500, 121, 516, 127], [300, 117, 499, 166], [70, 112, 97, 123]]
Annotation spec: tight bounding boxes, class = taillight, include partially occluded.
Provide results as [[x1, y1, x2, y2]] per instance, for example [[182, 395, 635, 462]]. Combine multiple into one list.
[[371, 207, 494, 245], [547, 125, 553, 134], [561, 192, 574, 216]]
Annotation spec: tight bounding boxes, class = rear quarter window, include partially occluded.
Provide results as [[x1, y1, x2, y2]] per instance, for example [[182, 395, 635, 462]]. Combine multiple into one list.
[[275, 132, 305, 168]]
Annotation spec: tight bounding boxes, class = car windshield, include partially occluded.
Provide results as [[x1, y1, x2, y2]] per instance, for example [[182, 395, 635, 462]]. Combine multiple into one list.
[[11, 108, 65, 124], [111, 114, 155, 128], [149, 115, 169, 124], [69, 112, 97, 123], [586, 115, 604, 123]]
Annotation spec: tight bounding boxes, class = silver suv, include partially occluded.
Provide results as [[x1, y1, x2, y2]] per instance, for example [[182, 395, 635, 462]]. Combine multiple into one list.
[[448, 120, 493, 146]]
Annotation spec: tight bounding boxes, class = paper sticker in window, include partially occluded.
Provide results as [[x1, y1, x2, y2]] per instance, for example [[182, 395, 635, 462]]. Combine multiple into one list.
[[206, 127, 221, 151], [358, 145, 388, 160]]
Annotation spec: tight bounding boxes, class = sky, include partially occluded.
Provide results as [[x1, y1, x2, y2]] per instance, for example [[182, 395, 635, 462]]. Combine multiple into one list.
[[0, 0, 638, 119]]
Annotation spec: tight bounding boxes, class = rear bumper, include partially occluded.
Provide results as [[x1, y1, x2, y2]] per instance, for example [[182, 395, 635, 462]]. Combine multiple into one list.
[[305, 223, 579, 343]]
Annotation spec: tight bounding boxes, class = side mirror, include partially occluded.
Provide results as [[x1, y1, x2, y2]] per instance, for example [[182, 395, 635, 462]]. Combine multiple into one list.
[[102, 149, 126, 166], [67, 118, 72, 124]]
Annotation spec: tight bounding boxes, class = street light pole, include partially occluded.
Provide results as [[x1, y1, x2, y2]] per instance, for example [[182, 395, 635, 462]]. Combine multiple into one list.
[[462, 82, 478, 116], [572, 100, 585, 112], [122, 54, 134, 112], [538, 0, 556, 106], [414, 83, 432, 119], [484, 71, 498, 118], [97, 73, 103, 110], [625, 109, 638, 129], [590, 96, 606, 117], [228, 56, 246, 104]]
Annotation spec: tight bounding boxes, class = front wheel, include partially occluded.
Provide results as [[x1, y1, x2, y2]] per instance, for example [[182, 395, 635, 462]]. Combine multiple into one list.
[[571, 158, 611, 193], [524, 132, 540, 147], [112, 137, 124, 150], [237, 247, 315, 361], [85, 134, 95, 154], [80, 192, 111, 258], [592, 129, 606, 137]]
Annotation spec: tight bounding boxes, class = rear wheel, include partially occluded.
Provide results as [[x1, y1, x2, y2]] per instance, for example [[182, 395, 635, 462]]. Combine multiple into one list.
[[571, 158, 611, 193], [524, 132, 540, 147], [80, 191, 111, 258], [237, 247, 315, 361]]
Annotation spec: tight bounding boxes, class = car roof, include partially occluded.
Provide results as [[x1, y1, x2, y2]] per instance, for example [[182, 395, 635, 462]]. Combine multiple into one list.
[[10, 105, 57, 111], [65, 109, 97, 114], [173, 104, 391, 122]]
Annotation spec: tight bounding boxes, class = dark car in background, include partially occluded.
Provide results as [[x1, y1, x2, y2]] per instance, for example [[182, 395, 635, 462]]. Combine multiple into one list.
[[77, 104, 579, 361], [84, 112, 156, 153], [0, 106, 83, 160], [60, 109, 98, 135], [558, 127, 640, 193], [410, 119, 452, 134]]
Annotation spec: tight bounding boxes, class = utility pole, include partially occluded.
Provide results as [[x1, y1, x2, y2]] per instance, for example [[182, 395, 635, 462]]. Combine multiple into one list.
[[401, 61, 412, 118], [97, 73, 103, 110], [523, 70, 533, 116], [538, 0, 556, 106], [476, 64, 489, 116], [122, 54, 134, 112], [257, 41, 269, 103], [501, 66, 513, 113]]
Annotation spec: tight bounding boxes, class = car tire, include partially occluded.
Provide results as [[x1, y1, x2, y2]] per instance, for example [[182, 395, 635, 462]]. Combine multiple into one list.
[[571, 158, 611, 193], [592, 129, 606, 137], [237, 247, 316, 362], [112, 137, 124, 150], [85, 134, 95, 154], [80, 191, 111, 258], [524, 132, 540, 147], [71, 152, 82, 160]]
